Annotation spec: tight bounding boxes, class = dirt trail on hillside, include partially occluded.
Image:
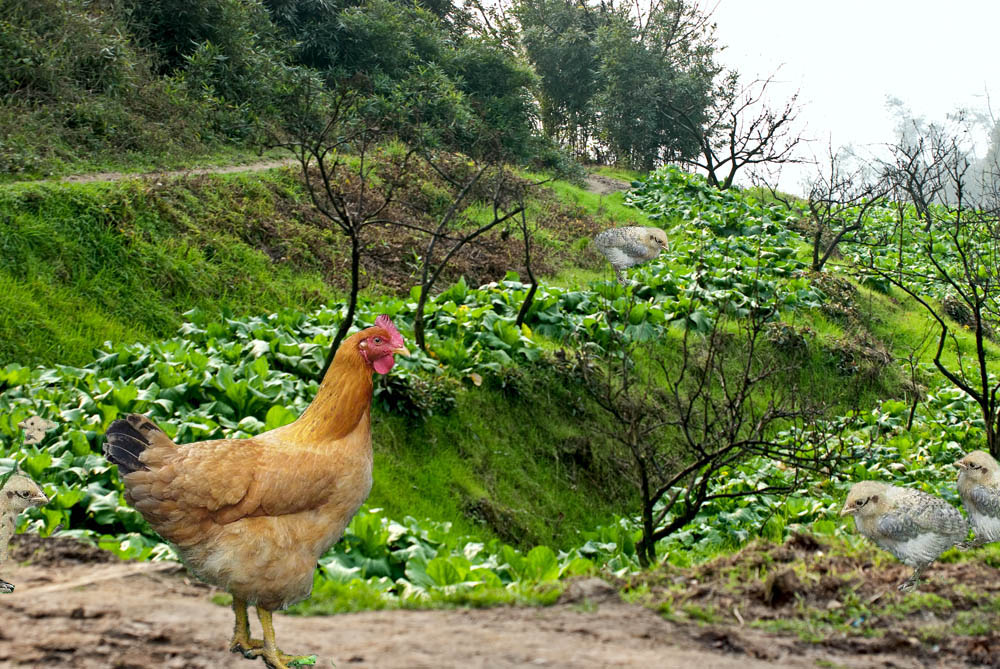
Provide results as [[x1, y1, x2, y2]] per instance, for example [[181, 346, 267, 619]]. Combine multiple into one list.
[[583, 174, 630, 196], [55, 159, 298, 185], [0, 535, 967, 669], [34, 162, 628, 194]]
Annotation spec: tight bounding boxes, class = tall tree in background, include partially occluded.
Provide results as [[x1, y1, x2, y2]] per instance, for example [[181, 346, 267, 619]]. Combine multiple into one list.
[[514, 0, 600, 156], [594, 0, 718, 170], [515, 0, 719, 170], [263, 0, 540, 162]]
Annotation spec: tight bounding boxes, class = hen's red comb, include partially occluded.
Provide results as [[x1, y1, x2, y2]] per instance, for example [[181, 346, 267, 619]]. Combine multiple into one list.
[[375, 314, 405, 348]]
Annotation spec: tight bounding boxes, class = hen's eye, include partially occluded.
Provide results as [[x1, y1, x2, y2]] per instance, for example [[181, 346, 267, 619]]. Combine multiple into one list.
[[373, 337, 383, 345]]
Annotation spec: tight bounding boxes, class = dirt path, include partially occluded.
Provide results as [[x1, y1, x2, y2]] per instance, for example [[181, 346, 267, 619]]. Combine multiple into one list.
[[0, 536, 960, 669], [55, 159, 298, 185], [583, 174, 631, 196], [33, 161, 625, 193], [0, 560, 762, 669]]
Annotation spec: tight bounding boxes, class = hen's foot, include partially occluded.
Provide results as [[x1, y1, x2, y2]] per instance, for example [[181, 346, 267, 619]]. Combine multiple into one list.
[[0, 579, 13, 594], [957, 539, 982, 551], [246, 646, 316, 668], [230, 636, 265, 658]]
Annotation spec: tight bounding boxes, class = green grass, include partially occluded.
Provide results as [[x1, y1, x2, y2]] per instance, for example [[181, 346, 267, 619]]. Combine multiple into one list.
[[532, 175, 651, 228], [0, 170, 339, 366], [369, 363, 632, 548], [0, 144, 289, 185]]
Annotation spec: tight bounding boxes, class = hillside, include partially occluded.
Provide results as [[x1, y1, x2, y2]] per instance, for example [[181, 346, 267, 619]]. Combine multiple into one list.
[[1, 159, 991, 548], [4, 159, 1000, 667]]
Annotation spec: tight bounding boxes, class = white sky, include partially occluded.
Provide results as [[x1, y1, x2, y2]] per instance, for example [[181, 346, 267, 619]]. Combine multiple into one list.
[[710, 0, 1000, 194]]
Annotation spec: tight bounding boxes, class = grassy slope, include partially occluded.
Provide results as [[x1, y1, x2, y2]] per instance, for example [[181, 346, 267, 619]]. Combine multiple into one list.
[[1, 163, 992, 550], [0, 169, 337, 366]]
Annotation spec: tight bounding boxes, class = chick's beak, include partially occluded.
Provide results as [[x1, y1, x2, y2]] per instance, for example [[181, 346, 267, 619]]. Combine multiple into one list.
[[394, 346, 411, 357], [954, 461, 967, 470], [839, 506, 854, 517], [35, 493, 49, 505]]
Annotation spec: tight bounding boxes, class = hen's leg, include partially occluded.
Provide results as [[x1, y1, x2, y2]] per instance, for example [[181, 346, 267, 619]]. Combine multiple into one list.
[[898, 565, 925, 592], [229, 596, 265, 656], [250, 607, 314, 669], [957, 537, 983, 550], [0, 578, 13, 594]]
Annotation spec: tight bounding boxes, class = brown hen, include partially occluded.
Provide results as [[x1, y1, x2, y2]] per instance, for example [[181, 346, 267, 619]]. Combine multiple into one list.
[[104, 315, 409, 669]]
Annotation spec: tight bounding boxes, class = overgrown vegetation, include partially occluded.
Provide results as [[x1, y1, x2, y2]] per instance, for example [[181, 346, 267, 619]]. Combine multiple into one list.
[[3, 160, 998, 614], [2, 0, 742, 180]]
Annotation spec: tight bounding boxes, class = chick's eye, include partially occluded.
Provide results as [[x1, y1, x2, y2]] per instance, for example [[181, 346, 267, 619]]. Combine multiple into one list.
[[17, 491, 29, 498], [855, 499, 866, 506]]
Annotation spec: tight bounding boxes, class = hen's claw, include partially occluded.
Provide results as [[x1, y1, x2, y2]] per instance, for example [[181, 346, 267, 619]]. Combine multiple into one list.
[[230, 637, 266, 658], [0, 579, 13, 594], [248, 647, 315, 668]]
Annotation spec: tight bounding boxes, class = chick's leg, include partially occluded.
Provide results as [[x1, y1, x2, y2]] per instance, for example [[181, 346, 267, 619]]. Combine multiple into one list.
[[250, 607, 313, 669], [898, 565, 926, 592], [958, 538, 984, 550], [0, 578, 13, 594], [229, 596, 265, 657]]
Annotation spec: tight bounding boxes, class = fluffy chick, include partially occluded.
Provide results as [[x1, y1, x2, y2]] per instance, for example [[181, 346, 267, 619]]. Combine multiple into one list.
[[841, 480, 967, 591], [954, 450, 1000, 548], [0, 475, 49, 593], [592, 226, 669, 285]]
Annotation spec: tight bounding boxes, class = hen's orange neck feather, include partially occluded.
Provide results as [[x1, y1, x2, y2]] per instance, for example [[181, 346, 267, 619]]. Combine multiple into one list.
[[284, 329, 377, 444]]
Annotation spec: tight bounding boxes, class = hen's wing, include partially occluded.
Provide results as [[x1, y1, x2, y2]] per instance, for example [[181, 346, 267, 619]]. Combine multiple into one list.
[[110, 415, 340, 546]]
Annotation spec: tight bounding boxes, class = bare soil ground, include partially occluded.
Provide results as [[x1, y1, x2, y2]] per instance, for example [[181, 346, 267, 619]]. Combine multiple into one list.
[[583, 174, 631, 196], [2, 534, 995, 669], [57, 159, 299, 185]]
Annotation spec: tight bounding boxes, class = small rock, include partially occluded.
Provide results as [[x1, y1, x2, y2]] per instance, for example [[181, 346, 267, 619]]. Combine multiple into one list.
[[825, 599, 842, 610], [560, 578, 619, 604]]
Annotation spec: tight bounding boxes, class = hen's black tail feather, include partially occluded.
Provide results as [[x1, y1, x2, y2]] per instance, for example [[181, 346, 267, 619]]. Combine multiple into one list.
[[104, 414, 159, 475]]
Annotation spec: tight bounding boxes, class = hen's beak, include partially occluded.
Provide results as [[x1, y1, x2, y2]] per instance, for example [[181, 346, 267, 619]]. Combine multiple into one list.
[[394, 346, 411, 357]]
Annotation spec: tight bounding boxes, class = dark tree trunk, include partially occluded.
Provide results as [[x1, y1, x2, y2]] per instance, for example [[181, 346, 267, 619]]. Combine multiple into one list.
[[636, 453, 656, 568], [515, 209, 537, 328], [320, 234, 361, 379]]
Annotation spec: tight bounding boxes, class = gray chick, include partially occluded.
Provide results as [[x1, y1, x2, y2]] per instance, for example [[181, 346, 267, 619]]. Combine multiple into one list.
[[954, 450, 1000, 548], [592, 226, 669, 285], [841, 480, 967, 591], [0, 474, 49, 593]]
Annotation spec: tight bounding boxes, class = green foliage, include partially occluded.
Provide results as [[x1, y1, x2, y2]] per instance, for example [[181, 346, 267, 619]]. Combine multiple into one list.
[[0, 172, 340, 366], [516, 0, 718, 169], [6, 148, 999, 617], [0, 0, 547, 178]]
